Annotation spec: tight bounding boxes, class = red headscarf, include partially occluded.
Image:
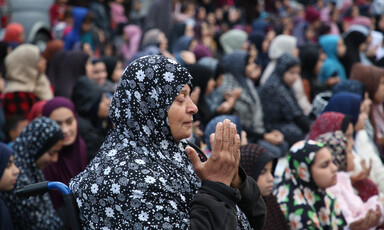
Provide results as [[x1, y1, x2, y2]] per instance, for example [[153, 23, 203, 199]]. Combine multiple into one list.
[[2, 23, 24, 43], [308, 112, 352, 140]]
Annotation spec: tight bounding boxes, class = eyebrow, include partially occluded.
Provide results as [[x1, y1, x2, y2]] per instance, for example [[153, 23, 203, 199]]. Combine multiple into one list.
[[53, 116, 73, 123]]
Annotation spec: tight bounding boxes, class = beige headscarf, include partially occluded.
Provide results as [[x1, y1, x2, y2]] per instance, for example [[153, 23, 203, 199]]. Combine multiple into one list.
[[4, 44, 53, 100], [260, 35, 297, 85]]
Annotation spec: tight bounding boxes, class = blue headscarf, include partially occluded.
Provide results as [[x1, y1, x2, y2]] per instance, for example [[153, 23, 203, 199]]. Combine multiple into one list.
[[318, 34, 347, 83], [322, 92, 362, 125], [64, 7, 88, 50], [332, 79, 365, 98]]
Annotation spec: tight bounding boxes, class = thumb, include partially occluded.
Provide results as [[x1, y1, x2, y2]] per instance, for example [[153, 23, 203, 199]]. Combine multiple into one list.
[[186, 147, 202, 171]]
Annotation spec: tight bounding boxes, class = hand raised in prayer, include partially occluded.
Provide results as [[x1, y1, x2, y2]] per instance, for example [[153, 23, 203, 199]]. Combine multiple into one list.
[[350, 159, 372, 184], [186, 119, 241, 187]]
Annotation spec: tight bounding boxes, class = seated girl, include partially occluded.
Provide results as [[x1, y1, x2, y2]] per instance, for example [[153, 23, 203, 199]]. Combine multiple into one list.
[[240, 143, 289, 230], [273, 140, 346, 229], [3, 117, 64, 229], [275, 139, 384, 229], [316, 130, 384, 229]]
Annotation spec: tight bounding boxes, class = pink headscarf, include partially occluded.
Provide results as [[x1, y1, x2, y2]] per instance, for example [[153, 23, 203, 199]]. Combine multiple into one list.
[[121, 25, 142, 63]]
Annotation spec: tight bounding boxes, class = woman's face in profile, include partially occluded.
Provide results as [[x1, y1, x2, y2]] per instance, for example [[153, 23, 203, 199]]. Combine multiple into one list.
[[167, 84, 198, 142]]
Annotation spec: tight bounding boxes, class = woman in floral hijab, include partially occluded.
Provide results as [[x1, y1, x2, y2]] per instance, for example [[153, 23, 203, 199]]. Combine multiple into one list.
[[3, 117, 64, 229], [273, 140, 346, 230], [69, 55, 266, 229]]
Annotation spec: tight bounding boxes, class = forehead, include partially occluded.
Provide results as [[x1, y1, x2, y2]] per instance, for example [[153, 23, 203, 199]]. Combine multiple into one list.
[[313, 148, 331, 164], [49, 107, 74, 120]]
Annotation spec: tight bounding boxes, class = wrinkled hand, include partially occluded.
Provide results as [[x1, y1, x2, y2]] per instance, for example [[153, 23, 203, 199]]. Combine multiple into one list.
[[186, 119, 241, 187], [349, 205, 381, 230], [351, 159, 372, 184]]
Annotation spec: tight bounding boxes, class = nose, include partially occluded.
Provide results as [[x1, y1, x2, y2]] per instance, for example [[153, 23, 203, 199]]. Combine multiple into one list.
[[267, 172, 274, 182], [61, 124, 69, 135], [187, 98, 198, 114], [331, 162, 338, 172], [13, 164, 20, 175]]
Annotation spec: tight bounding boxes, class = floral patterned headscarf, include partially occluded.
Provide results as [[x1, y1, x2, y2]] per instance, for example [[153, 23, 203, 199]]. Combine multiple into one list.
[[3, 117, 64, 229], [316, 131, 348, 172], [273, 140, 346, 230], [69, 55, 251, 229]]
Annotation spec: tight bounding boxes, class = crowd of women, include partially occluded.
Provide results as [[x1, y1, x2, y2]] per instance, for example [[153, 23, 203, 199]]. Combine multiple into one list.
[[2, 0, 384, 229]]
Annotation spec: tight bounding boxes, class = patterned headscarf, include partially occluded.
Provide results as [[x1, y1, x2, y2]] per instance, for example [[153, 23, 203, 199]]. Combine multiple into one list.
[[239, 144, 289, 230], [316, 131, 348, 171], [273, 140, 346, 229], [308, 112, 352, 140], [69, 55, 252, 229], [3, 117, 63, 229]]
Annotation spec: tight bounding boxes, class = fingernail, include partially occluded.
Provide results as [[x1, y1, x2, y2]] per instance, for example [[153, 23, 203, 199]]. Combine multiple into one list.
[[231, 123, 236, 128]]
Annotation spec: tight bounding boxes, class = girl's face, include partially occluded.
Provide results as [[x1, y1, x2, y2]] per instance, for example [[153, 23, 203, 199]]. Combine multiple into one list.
[[337, 39, 346, 58], [257, 161, 274, 196], [91, 62, 108, 86], [311, 148, 338, 189], [245, 56, 261, 82], [49, 107, 78, 146], [0, 155, 19, 191], [111, 60, 124, 83], [374, 77, 384, 103], [283, 65, 300, 87], [36, 140, 63, 170]]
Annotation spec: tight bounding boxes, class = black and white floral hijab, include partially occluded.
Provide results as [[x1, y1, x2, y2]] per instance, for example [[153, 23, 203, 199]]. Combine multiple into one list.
[[70, 55, 251, 229], [4, 117, 64, 229]]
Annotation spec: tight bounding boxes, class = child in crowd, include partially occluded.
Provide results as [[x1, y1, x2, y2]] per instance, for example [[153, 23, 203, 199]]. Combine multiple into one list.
[[0, 143, 19, 230], [3, 117, 64, 229], [317, 130, 384, 229], [273, 140, 346, 229], [240, 143, 289, 230]]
